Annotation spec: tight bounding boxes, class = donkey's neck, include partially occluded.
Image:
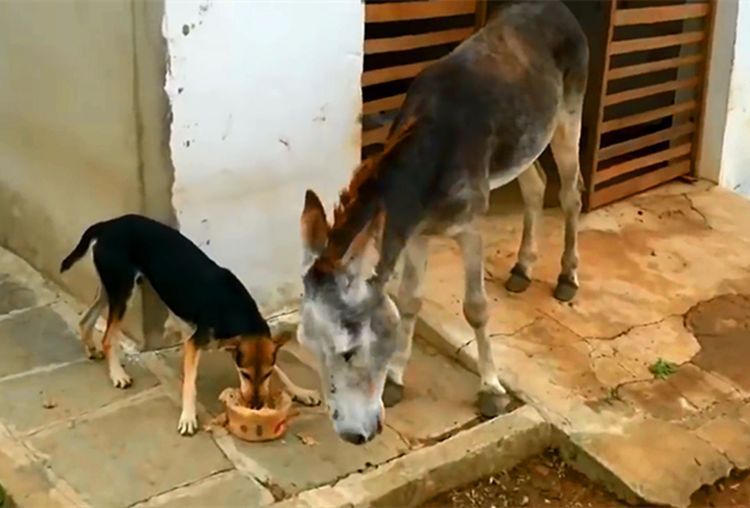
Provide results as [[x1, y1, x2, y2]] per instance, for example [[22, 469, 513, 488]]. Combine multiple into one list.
[[330, 158, 434, 284]]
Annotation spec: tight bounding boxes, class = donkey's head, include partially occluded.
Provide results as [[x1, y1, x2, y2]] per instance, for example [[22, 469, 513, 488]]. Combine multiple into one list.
[[298, 190, 399, 445]]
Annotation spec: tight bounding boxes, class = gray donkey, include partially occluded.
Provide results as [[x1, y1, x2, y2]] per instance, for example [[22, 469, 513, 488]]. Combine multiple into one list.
[[299, 0, 588, 444]]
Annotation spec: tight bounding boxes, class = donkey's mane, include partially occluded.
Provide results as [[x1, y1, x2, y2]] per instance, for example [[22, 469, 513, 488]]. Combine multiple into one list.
[[321, 116, 419, 262]]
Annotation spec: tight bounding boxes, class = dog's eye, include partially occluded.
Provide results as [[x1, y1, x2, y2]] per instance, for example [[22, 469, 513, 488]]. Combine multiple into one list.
[[240, 371, 253, 381]]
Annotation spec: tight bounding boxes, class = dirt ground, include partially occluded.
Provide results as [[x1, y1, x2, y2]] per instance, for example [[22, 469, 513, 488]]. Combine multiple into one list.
[[424, 449, 750, 508]]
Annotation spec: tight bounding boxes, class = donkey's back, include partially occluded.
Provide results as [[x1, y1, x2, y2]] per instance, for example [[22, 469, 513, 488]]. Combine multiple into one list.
[[398, 0, 588, 188]]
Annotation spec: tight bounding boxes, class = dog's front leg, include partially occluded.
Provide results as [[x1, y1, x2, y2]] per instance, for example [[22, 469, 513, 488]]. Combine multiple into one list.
[[178, 334, 202, 436], [274, 366, 320, 406]]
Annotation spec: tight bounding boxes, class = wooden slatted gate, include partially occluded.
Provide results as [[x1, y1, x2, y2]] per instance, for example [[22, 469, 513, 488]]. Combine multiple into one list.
[[582, 0, 715, 210], [360, 0, 715, 211], [361, 0, 486, 158]]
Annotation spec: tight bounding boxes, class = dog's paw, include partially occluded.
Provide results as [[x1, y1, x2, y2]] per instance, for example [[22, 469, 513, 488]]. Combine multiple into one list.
[[293, 389, 321, 407], [109, 370, 133, 389], [85, 346, 104, 361], [178, 413, 199, 436]]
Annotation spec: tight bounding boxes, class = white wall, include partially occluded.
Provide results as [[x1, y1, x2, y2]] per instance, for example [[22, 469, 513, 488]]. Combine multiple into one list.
[[719, 0, 750, 198], [163, 0, 364, 311]]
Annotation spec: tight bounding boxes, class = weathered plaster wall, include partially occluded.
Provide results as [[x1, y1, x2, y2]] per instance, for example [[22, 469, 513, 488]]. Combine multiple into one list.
[[0, 0, 173, 343], [164, 0, 364, 311], [718, 0, 750, 197], [695, 0, 736, 184]]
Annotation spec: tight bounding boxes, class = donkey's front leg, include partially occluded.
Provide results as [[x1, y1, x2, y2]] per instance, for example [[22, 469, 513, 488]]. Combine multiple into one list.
[[384, 236, 429, 407], [456, 227, 510, 417]]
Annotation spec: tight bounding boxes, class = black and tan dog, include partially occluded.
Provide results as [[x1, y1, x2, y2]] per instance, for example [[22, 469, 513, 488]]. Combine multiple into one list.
[[60, 214, 319, 435]]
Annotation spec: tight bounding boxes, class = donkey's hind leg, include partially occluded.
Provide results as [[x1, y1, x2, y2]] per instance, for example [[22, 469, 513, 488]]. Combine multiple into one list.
[[506, 161, 547, 293], [550, 101, 584, 302]]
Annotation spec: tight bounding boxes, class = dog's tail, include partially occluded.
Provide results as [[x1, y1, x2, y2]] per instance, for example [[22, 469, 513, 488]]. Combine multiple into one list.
[[60, 222, 105, 273]]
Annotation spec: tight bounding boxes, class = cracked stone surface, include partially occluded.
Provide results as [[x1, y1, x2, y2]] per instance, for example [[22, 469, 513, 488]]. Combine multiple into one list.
[[0, 306, 83, 378], [136, 471, 273, 508], [0, 359, 159, 434], [159, 338, 477, 494], [418, 182, 750, 507], [1, 181, 748, 508], [0, 246, 502, 508], [0, 276, 37, 314], [30, 394, 232, 507]]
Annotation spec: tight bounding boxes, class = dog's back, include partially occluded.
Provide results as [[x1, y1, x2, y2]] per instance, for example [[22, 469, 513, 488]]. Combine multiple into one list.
[[61, 214, 268, 342]]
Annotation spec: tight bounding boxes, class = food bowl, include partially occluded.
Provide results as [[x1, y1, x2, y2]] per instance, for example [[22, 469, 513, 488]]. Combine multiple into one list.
[[217, 388, 294, 442]]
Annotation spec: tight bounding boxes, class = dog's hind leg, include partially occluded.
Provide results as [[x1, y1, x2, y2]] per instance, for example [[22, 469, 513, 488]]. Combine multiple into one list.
[[79, 284, 106, 360], [101, 309, 132, 389], [274, 365, 321, 406], [93, 247, 135, 389]]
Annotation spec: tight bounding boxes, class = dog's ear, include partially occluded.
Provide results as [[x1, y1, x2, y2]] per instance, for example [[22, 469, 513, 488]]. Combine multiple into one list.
[[272, 330, 294, 348], [219, 337, 241, 352], [270, 320, 296, 349]]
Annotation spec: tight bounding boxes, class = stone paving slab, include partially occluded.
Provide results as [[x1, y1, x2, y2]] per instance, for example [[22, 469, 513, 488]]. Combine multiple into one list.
[[158, 338, 479, 495], [0, 306, 83, 378], [416, 182, 750, 507], [274, 406, 550, 508], [0, 275, 37, 314], [29, 393, 232, 507], [233, 409, 407, 494], [385, 342, 478, 443], [0, 447, 68, 508], [134, 471, 273, 508], [0, 359, 159, 434]]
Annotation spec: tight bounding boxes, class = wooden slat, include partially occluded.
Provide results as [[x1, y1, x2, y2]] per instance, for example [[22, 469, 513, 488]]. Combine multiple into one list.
[[583, 0, 619, 211], [692, 0, 717, 174], [610, 31, 705, 55], [601, 100, 696, 133], [365, 27, 473, 55], [608, 54, 703, 81], [362, 59, 437, 87], [595, 142, 692, 185], [614, 3, 709, 26], [362, 124, 391, 147], [604, 76, 700, 106], [366, 1, 476, 23], [589, 160, 690, 209], [474, 0, 488, 30], [363, 94, 407, 115], [599, 122, 695, 161]]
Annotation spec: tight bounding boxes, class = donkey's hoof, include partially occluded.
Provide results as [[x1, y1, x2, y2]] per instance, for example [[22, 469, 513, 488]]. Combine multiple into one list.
[[477, 390, 510, 418], [554, 275, 578, 302], [382, 379, 404, 407], [505, 264, 532, 293]]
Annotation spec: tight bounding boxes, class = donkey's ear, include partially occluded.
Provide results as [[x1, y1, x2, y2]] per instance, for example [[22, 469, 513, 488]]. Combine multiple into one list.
[[341, 206, 385, 278], [300, 190, 329, 266]]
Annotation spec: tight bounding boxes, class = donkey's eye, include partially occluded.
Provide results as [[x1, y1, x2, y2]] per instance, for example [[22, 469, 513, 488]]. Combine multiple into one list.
[[341, 349, 357, 363]]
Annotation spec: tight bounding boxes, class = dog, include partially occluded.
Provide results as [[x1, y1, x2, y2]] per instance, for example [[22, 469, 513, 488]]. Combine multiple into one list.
[[60, 214, 320, 435]]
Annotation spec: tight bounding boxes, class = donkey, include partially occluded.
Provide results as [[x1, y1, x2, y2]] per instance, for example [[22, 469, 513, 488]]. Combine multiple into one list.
[[299, 0, 588, 444]]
